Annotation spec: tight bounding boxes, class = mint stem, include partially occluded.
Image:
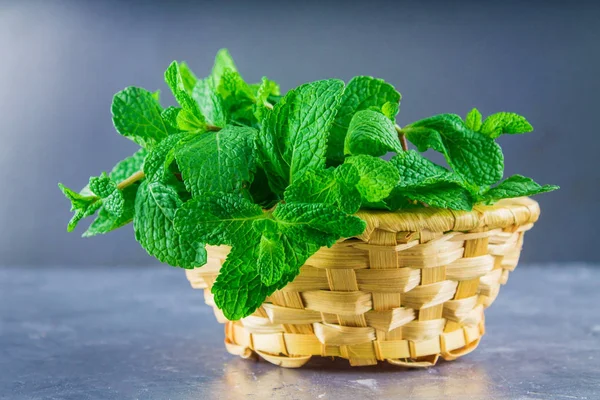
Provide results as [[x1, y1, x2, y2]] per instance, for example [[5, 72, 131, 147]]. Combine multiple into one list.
[[395, 124, 408, 151], [116, 170, 145, 190]]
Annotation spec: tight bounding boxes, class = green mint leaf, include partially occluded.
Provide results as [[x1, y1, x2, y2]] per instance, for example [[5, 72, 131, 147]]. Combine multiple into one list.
[[389, 150, 461, 188], [160, 107, 181, 131], [178, 62, 198, 94], [191, 78, 227, 127], [465, 108, 483, 131], [216, 70, 256, 125], [257, 79, 345, 194], [165, 61, 205, 125], [112, 87, 172, 149], [134, 181, 206, 269], [83, 185, 138, 237], [88, 173, 125, 217], [77, 150, 147, 236], [173, 193, 264, 247], [283, 164, 361, 214], [482, 174, 559, 203], [177, 193, 365, 319], [400, 184, 474, 210], [89, 172, 118, 197], [386, 151, 473, 211], [327, 76, 401, 163], [405, 114, 504, 186], [211, 244, 277, 320], [175, 125, 257, 197], [344, 109, 403, 156], [381, 101, 399, 120], [211, 48, 238, 86], [253, 77, 280, 120], [176, 109, 205, 132], [58, 183, 102, 232], [211, 235, 312, 320], [278, 237, 320, 278], [273, 202, 366, 247], [151, 89, 161, 102], [255, 77, 280, 105], [344, 155, 399, 203], [480, 112, 533, 139], [143, 133, 190, 182], [257, 231, 286, 285]]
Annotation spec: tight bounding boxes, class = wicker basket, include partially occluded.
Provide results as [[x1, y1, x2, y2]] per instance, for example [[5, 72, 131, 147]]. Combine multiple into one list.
[[185, 197, 540, 368]]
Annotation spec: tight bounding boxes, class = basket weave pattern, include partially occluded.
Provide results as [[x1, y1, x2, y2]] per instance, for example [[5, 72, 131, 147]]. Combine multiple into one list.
[[186, 197, 540, 368]]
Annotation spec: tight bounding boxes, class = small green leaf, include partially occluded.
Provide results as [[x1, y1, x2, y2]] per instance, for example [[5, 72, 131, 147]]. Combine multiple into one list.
[[327, 76, 401, 163], [344, 110, 403, 156], [160, 107, 181, 131], [83, 185, 138, 237], [216, 70, 256, 124], [89, 173, 125, 217], [175, 125, 257, 197], [58, 183, 102, 232], [389, 150, 461, 188], [176, 109, 205, 132], [465, 108, 483, 131], [385, 150, 473, 211], [284, 165, 361, 214], [178, 62, 198, 94], [381, 101, 399, 120], [257, 79, 345, 195], [165, 61, 205, 125], [112, 87, 172, 149], [89, 173, 118, 198], [134, 181, 206, 268], [143, 133, 190, 182], [480, 112, 533, 139], [344, 155, 399, 203], [192, 78, 227, 127], [211, 48, 238, 86], [76, 150, 147, 236], [255, 77, 280, 105], [405, 114, 504, 186], [254, 77, 280, 120], [482, 175, 559, 203], [401, 184, 474, 210]]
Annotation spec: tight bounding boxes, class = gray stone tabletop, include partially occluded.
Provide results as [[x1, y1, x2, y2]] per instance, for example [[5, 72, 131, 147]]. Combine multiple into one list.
[[1, 264, 598, 400]]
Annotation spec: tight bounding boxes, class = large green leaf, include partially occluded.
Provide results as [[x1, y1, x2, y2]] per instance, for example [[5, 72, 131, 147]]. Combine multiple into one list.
[[257, 79, 345, 194]]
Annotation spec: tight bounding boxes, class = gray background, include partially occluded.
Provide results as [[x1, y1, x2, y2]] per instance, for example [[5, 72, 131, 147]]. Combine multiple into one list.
[[0, 0, 598, 266]]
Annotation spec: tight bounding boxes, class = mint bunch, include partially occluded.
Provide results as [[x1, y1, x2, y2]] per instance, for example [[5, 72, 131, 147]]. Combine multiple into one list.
[[59, 49, 558, 319]]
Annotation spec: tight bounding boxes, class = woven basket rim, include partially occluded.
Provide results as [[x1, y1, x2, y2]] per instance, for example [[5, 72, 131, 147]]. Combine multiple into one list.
[[354, 197, 539, 242]]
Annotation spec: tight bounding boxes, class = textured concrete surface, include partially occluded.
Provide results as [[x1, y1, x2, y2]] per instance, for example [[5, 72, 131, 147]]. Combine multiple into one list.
[[1, 265, 598, 400]]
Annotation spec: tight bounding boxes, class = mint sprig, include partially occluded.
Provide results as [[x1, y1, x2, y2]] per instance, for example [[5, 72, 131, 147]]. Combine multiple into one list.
[[59, 49, 558, 319]]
